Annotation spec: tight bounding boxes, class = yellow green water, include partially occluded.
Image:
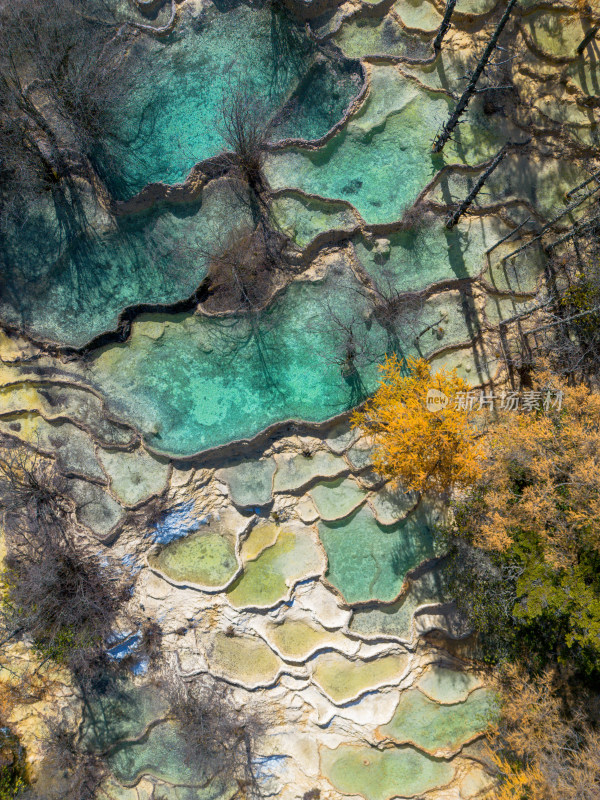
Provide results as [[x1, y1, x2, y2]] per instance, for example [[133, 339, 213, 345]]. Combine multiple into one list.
[[149, 531, 238, 588], [239, 522, 281, 562], [321, 743, 455, 800], [522, 10, 586, 59], [226, 526, 323, 609], [312, 651, 408, 703], [265, 617, 349, 661], [208, 632, 281, 687], [380, 687, 499, 752]]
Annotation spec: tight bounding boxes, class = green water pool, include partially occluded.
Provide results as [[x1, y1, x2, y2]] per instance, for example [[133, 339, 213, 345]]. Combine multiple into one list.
[[321, 743, 455, 800], [319, 505, 436, 604], [380, 687, 499, 752]]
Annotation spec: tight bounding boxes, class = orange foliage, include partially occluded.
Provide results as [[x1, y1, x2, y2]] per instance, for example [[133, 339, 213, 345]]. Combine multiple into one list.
[[352, 356, 484, 495], [488, 665, 600, 800], [474, 376, 600, 566]]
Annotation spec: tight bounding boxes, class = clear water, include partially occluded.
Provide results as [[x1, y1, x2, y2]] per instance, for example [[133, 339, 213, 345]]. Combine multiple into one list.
[[380, 687, 499, 753], [97, 446, 170, 506], [100, 3, 362, 198], [318, 505, 436, 604], [79, 250, 479, 456], [273, 449, 348, 493], [311, 651, 408, 703], [0, 178, 250, 346], [271, 193, 359, 248], [81, 682, 170, 752], [349, 563, 451, 640], [217, 457, 276, 508], [309, 476, 367, 520], [109, 720, 215, 786], [321, 743, 455, 800], [417, 666, 482, 704], [264, 66, 511, 225], [150, 531, 238, 588], [226, 526, 323, 609], [352, 214, 503, 293], [0, 0, 362, 346], [87, 263, 390, 455]]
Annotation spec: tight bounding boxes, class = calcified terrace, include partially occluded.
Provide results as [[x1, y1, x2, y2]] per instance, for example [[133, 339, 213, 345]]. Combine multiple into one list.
[[0, 0, 599, 798]]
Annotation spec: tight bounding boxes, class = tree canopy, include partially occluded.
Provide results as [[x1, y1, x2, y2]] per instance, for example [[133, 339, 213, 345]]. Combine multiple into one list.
[[352, 355, 484, 495]]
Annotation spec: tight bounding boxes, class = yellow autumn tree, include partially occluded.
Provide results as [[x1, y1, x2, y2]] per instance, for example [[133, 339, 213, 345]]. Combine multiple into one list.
[[352, 356, 484, 495], [488, 666, 600, 800], [467, 375, 600, 565]]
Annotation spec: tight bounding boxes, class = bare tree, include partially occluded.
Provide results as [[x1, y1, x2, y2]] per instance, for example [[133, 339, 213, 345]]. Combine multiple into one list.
[[164, 671, 267, 799], [0, 443, 132, 673], [432, 0, 518, 153], [445, 143, 510, 228], [22, 718, 107, 800], [218, 82, 274, 219], [198, 222, 291, 314], [0, 0, 134, 251]]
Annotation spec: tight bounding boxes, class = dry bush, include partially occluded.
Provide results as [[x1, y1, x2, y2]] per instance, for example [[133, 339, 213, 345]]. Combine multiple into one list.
[[22, 717, 106, 800], [164, 671, 267, 798], [200, 223, 289, 314], [489, 665, 600, 800], [0, 0, 131, 214], [460, 376, 600, 565], [0, 444, 132, 674]]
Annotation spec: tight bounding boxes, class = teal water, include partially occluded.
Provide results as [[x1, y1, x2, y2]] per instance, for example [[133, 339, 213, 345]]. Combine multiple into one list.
[[318, 505, 436, 604], [0, 2, 361, 345], [101, 2, 362, 198], [53, 251, 476, 455], [349, 563, 450, 639], [0, 179, 250, 346], [81, 682, 170, 752], [264, 66, 512, 225], [86, 260, 392, 455]]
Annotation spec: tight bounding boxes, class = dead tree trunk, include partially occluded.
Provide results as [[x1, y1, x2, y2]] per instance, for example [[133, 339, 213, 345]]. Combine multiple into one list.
[[432, 0, 518, 153], [577, 24, 599, 55], [565, 168, 600, 199], [446, 144, 508, 228], [502, 180, 600, 261], [432, 0, 457, 53]]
